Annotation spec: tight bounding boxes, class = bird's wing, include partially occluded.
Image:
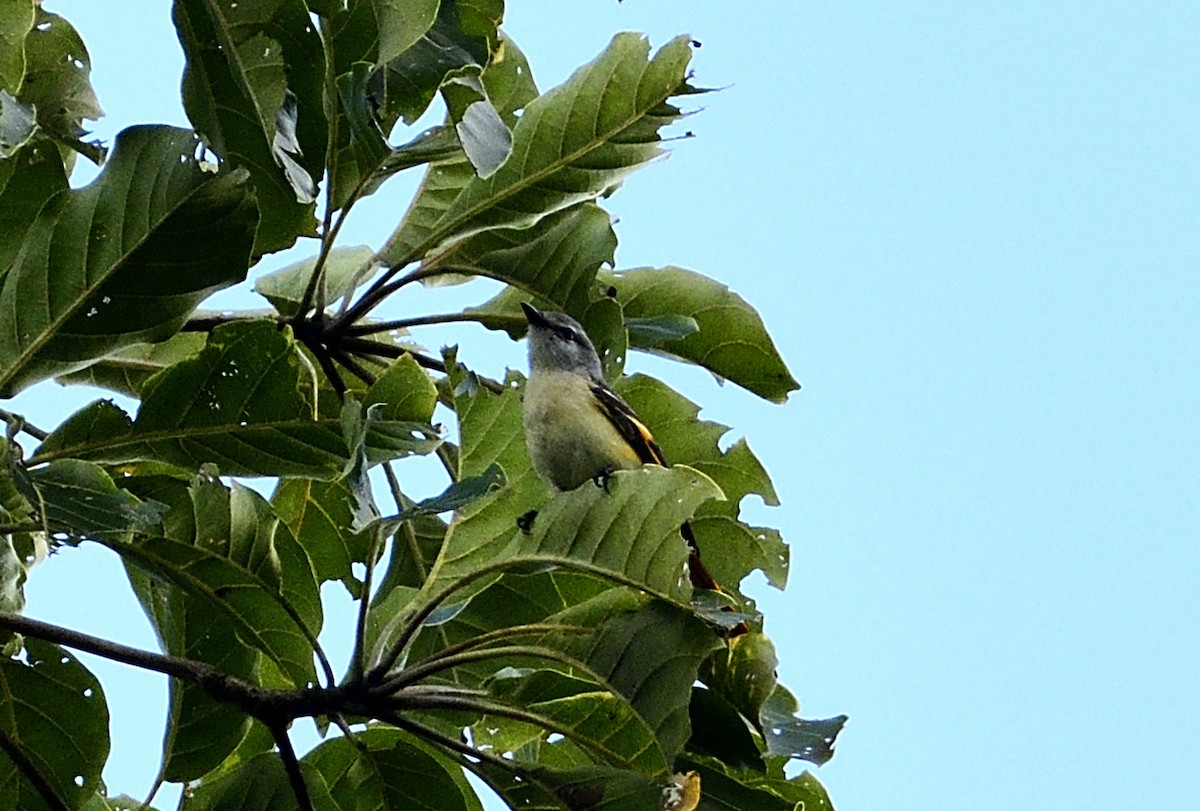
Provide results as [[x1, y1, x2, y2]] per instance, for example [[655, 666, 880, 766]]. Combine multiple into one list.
[[589, 382, 667, 466]]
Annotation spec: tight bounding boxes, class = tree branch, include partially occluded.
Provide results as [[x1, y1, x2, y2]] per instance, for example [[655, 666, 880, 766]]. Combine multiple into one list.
[[0, 408, 49, 442]]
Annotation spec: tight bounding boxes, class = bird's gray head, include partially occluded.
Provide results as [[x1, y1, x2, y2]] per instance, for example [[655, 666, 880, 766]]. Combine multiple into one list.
[[522, 302, 604, 380]]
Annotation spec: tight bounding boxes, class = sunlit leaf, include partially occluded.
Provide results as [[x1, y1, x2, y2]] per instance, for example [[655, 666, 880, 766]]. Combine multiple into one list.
[[32, 322, 439, 478], [254, 246, 377, 317], [615, 374, 788, 593], [603, 266, 800, 403], [379, 33, 699, 268], [178, 751, 332, 811]]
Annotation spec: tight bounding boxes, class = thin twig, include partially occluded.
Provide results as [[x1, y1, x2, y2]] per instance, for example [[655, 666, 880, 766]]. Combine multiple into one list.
[[377, 642, 588, 696], [344, 312, 488, 336], [328, 344, 377, 386], [0, 729, 70, 811], [0, 409, 49, 441]]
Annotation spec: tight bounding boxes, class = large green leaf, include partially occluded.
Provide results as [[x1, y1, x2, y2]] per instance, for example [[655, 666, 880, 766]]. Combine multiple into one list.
[[31, 322, 440, 478], [378, 33, 699, 268], [0, 138, 67, 273], [124, 472, 321, 781], [482, 668, 668, 776], [0, 639, 109, 810], [254, 246, 377, 317], [471, 760, 668, 811], [615, 374, 788, 594], [127, 564, 257, 783], [0, 125, 258, 396], [449, 203, 618, 318], [173, 0, 325, 254], [303, 727, 483, 811], [106, 532, 316, 687], [602, 266, 800, 403]]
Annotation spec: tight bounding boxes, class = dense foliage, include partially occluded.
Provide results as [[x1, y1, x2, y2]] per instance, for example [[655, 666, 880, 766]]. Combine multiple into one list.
[[0, 2, 844, 809]]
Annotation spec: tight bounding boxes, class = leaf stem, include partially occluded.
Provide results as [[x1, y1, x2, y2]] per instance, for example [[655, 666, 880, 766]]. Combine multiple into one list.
[[343, 311, 493, 336], [377, 642, 588, 695]]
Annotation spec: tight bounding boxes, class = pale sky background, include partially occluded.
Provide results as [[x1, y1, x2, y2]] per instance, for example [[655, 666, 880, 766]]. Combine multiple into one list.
[[11, 2, 1200, 809]]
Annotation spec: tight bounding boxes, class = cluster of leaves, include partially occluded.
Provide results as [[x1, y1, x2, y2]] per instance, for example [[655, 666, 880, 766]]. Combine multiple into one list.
[[0, 2, 844, 810]]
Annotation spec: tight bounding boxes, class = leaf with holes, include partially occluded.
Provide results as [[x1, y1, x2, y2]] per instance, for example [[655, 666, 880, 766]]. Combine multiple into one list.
[[0, 640, 109, 810], [54, 332, 207, 398], [615, 374, 789, 596], [31, 321, 440, 478], [0, 126, 258, 396]]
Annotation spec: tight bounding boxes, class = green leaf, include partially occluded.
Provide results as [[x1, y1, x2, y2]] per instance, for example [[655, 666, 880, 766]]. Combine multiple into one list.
[[371, 0, 503, 129], [701, 632, 778, 734], [303, 727, 484, 811], [378, 33, 698, 269], [179, 751, 333, 811], [514, 465, 724, 602], [614, 374, 788, 593], [0, 136, 66, 274], [104, 532, 318, 687], [254, 246, 377, 317], [555, 598, 722, 765], [483, 668, 668, 776], [126, 564, 256, 783], [363, 354, 439, 423], [28, 459, 167, 541], [415, 363, 545, 593], [603, 266, 800, 403], [0, 125, 258, 397], [0, 1, 35, 95], [54, 332, 207, 398], [272, 476, 372, 590], [759, 685, 847, 768], [0, 640, 109, 809], [32, 322, 440, 478], [17, 8, 105, 163], [374, 0, 440, 64], [453, 203, 618, 321], [173, 0, 326, 254]]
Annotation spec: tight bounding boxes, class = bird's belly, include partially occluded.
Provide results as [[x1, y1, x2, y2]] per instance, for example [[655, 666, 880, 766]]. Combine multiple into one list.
[[523, 374, 641, 490]]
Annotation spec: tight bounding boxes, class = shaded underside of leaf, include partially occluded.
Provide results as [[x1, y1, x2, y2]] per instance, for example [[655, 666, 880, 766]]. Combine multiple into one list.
[[0, 125, 259, 396]]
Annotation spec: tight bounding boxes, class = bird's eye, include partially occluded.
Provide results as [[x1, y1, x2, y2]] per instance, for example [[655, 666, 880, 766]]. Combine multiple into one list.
[[555, 327, 578, 343]]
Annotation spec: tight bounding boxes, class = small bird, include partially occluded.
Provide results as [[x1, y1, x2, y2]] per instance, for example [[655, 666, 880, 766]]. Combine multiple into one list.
[[520, 301, 722, 593]]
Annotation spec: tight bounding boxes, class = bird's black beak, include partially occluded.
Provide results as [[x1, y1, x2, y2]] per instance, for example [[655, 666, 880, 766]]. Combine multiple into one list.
[[521, 301, 549, 328]]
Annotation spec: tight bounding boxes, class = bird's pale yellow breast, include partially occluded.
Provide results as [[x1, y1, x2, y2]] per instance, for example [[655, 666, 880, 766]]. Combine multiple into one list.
[[523, 370, 642, 490]]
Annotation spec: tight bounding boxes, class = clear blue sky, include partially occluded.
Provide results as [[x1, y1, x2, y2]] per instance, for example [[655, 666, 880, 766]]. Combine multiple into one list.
[[14, 2, 1199, 809]]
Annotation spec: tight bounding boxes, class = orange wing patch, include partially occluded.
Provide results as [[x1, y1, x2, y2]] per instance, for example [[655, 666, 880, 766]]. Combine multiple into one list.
[[590, 383, 667, 466]]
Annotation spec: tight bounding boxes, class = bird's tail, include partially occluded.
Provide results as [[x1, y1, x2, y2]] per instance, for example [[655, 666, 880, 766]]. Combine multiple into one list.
[[681, 521, 749, 637]]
